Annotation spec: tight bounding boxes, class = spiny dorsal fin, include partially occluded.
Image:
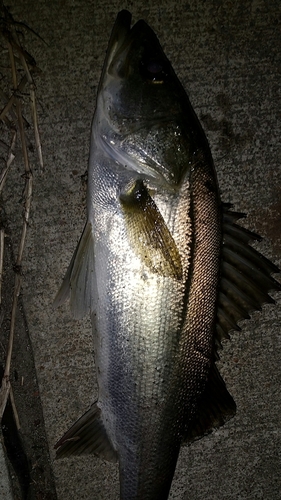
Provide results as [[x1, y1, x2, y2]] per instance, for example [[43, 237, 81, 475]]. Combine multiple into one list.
[[184, 364, 236, 443], [215, 204, 281, 355], [120, 179, 182, 279], [54, 403, 117, 463], [53, 222, 96, 319]]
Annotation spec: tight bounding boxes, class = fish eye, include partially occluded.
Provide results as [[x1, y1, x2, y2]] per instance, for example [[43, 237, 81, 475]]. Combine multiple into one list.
[[140, 58, 169, 83]]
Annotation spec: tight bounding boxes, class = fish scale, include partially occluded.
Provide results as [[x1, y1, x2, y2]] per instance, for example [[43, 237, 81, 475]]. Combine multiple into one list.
[[54, 10, 280, 499], [92, 158, 195, 498]]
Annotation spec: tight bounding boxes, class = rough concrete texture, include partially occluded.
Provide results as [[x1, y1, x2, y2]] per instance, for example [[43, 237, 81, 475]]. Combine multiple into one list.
[[0, 443, 13, 500], [2, 0, 281, 499]]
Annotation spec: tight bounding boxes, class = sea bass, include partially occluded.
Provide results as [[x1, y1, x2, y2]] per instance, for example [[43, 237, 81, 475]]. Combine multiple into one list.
[[54, 10, 280, 499]]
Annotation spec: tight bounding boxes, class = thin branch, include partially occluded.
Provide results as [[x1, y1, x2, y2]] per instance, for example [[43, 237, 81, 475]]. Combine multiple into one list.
[[9, 384, 21, 430], [0, 74, 28, 122], [3, 5, 47, 47], [0, 229, 4, 304], [0, 129, 16, 194], [0, 4, 41, 420], [15, 101, 33, 266], [30, 86, 43, 171], [0, 272, 22, 417], [0, 39, 33, 417], [9, 21, 44, 171], [0, 375, 10, 420]]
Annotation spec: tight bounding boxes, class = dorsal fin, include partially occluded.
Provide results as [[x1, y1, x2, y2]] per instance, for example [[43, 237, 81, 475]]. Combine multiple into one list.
[[215, 204, 280, 357]]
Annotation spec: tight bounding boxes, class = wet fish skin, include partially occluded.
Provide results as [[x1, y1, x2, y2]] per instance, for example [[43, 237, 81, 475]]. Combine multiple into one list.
[[86, 13, 221, 494], [54, 10, 280, 500]]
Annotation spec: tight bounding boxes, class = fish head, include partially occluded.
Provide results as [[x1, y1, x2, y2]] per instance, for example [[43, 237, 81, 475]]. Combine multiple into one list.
[[95, 10, 209, 188]]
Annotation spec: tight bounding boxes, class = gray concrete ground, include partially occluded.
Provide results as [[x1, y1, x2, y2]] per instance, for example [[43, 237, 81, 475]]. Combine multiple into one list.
[[0, 443, 13, 500], [1, 0, 281, 499]]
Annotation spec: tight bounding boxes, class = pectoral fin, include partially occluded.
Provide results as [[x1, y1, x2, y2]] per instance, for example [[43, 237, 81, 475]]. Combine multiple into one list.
[[120, 180, 182, 279], [55, 403, 117, 463]]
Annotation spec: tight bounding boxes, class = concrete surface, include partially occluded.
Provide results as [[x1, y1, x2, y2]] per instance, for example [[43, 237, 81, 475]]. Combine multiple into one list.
[[0, 201, 57, 496], [2, 0, 281, 499], [0, 442, 13, 500]]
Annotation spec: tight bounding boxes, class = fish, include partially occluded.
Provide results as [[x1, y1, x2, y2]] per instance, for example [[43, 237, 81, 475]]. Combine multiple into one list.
[[54, 10, 280, 500]]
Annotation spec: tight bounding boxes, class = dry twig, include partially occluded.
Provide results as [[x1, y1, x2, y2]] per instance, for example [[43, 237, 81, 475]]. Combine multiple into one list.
[[0, 229, 4, 304], [0, 5, 43, 419], [0, 129, 16, 194]]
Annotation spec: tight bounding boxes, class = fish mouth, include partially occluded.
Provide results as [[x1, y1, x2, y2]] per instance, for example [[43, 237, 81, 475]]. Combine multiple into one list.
[[97, 10, 132, 92], [100, 10, 168, 84]]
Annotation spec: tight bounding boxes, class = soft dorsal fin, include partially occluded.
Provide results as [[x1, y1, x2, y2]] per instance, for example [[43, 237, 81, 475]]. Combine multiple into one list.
[[54, 403, 117, 463], [215, 204, 281, 355], [53, 222, 96, 319], [184, 364, 236, 443]]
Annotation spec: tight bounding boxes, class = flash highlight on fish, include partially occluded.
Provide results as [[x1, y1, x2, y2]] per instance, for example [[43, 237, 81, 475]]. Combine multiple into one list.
[[54, 10, 280, 500]]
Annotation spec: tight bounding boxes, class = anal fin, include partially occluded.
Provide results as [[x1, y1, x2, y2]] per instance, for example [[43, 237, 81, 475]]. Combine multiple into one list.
[[54, 403, 117, 463], [184, 364, 236, 443]]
